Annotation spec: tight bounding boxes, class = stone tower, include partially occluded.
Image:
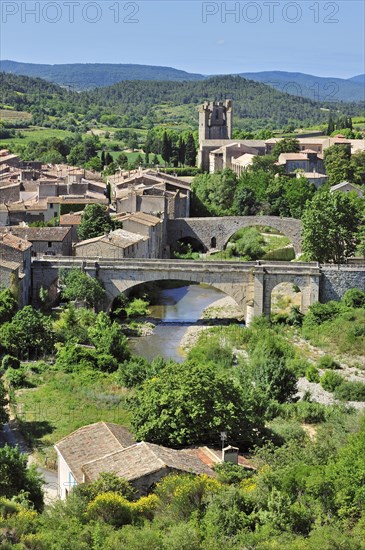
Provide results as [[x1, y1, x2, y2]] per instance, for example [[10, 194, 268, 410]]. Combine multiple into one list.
[[198, 100, 233, 143]]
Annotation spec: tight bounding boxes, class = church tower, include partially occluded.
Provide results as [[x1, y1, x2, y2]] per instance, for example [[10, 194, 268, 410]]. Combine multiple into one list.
[[198, 100, 232, 143]]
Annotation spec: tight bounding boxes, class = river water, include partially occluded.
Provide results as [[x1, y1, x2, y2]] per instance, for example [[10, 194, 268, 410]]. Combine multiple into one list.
[[129, 284, 227, 363]]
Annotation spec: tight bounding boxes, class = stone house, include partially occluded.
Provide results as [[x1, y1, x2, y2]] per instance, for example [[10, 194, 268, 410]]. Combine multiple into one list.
[[330, 181, 364, 197], [73, 229, 149, 260], [114, 212, 164, 258], [0, 232, 32, 306], [3, 227, 73, 257], [276, 150, 325, 175], [59, 212, 83, 242], [0, 260, 23, 307], [54, 422, 216, 499]]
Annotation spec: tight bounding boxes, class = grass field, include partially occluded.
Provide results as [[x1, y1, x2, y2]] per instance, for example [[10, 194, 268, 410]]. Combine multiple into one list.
[[14, 367, 131, 464], [0, 127, 73, 148]]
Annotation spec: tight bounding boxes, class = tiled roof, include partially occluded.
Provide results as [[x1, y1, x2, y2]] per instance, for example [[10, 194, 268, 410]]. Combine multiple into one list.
[[3, 226, 71, 242], [54, 422, 136, 483], [81, 441, 216, 483], [115, 212, 162, 227], [0, 232, 32, 251], [74, 229, 147, 249], [60, 212, 83, 225]]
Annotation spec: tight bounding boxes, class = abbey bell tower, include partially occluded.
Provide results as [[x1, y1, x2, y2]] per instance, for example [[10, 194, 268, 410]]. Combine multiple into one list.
[[198, 100, 233, 142]]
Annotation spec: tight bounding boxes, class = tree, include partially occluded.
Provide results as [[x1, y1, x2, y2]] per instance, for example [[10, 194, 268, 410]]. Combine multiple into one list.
[[0, 288, 17, 325], [284, 177, 316, 218], [129, 361, 256, 447], [77, 204, 115, 241], [233, 185, 260, 216], [302, 190, 363, 263], [192, 169, 238, 216], [185, 133, 197, 166], [161, 132, 171, 165], [324, 145, 352, 185], [178, 136, 186, 166], [88, 312, 130, 362], [0, 445, 44, 511], [272, 138, 300, 159], [104, 152, 113, 166], [350, 151, 365, 185], [0, 379, 9, 428], [117, 153, 128, 169], [60, 269, 105, 309], [0, 306, 55, 359]]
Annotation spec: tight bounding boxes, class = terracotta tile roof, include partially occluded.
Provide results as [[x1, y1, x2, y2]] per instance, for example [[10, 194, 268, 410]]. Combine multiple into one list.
[[54, 422, 136, 483], [60, 212, 83, 226], [0, 232, 32, 251], [82, 441, 216, 483]]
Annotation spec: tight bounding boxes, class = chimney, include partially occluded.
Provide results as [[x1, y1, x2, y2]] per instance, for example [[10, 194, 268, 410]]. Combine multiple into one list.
[[222, 445, 239, 465]]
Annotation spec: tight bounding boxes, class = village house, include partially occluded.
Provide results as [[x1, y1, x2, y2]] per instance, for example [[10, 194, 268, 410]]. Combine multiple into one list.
[[1, 226, 73, 257], [54, 422, 216, 499], [0, 232, 32, 306], [330, 181, 364, 197], [59, 211, 83, 242], [73, 229, 149, 260], [114, 212, 164, 258], [109, 170, 191, 219]]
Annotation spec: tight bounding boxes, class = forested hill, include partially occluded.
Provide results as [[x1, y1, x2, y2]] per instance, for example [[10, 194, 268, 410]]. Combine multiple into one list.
[[239, 71, 365, 102], [1, 73, 364, 131], [2, 60, 364, 103], [0, 60, 205, 88]]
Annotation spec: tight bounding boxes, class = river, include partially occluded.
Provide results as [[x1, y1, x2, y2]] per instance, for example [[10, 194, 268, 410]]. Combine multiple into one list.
[[129, 284, 229, 363]]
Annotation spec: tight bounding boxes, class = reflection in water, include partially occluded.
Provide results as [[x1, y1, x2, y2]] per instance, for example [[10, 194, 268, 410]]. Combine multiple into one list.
[[129, 285, 225, 363]]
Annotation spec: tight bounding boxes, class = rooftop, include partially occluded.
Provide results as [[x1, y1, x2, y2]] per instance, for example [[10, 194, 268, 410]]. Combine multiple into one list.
[[0, 232, 32, 251], [74, 228, 147, 249], [115, 211, 162, 227], [82, 441, 216, 483], [3, 226, 71, 242], [54, 422, 137, 483]]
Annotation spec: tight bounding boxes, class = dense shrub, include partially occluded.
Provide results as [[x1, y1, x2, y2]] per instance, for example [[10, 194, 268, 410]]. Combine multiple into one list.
[[1, 355, 20, 371], [342, 288, 365, 309], [306, 365, 320, 383], [55, 343, 99, 372], [333, 381, 365, 402], [320, 371, 344, 392], [317, 355, 340, 370], [4, 367, 26, 388], [87, 492, 133, 527]]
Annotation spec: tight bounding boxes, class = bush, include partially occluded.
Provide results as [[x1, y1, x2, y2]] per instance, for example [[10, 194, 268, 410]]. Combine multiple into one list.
[[55, 343, 99, 372], [303, 301, 342, 326], [320, 371, 343, 392], [4, 367, 26, 388], [214, 462, 253, 485], [87, 492, 133, 527], [341, 288, 365, 309], [1, 355, 20, 371], [333, 381, 365, 402], [97, 353, 119, 373], [317, 355, 340, 370], [306, 366, 320, 383]]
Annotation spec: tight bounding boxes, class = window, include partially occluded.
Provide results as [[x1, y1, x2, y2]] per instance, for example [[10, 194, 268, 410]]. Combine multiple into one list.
[[48, 241, 52, 248], [50, 203, 53, 209]]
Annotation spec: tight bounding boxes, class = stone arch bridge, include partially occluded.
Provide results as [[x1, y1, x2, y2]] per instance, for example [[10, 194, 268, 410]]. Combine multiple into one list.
[[166, 216, 302, 254], [31, 258, 364, 323]]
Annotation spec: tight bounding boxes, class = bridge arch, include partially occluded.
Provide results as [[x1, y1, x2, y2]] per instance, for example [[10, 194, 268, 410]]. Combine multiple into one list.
[[167, 216, 302, 255], [100, 272, 251, 315]]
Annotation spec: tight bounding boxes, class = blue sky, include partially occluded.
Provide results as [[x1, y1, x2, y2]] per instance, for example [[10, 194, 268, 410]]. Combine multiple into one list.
[[1, 0, 364, 78]]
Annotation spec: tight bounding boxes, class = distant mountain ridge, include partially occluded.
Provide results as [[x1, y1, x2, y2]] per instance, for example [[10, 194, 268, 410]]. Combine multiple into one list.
[[238, 71, 365, 102], [1, 60, 364, 102]]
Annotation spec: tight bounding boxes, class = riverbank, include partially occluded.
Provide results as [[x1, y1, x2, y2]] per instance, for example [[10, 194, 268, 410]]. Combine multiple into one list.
[[180, 295, 243, 353]]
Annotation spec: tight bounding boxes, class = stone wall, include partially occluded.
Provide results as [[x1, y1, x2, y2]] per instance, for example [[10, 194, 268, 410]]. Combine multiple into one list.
[[320, 267, 365, 302]]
